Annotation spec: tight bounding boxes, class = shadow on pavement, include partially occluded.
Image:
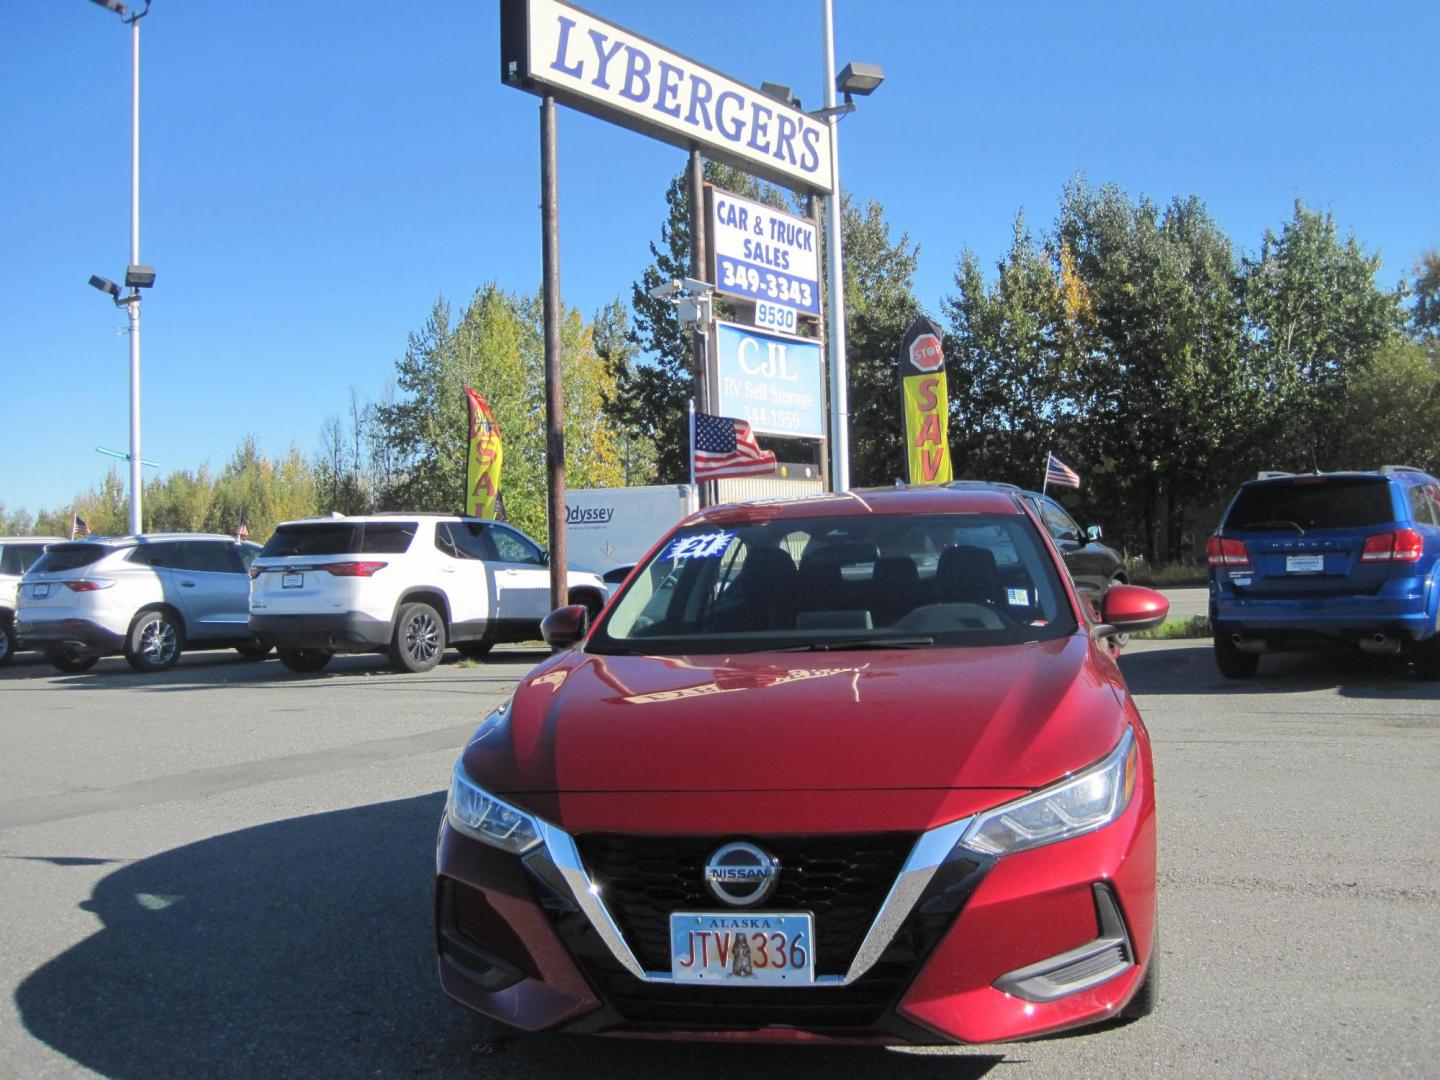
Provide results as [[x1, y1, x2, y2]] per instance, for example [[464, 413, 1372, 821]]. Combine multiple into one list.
[[1119, 639, 1440, 701], [16, 794, 1004, 1080]]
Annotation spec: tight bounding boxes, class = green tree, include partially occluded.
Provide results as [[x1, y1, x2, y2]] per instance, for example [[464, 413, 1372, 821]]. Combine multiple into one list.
[[1335, 338, 1440, 472], [1412, 248, 1440, 341], [841, 196, 922, 486], [1239, 201, 1405, 469]]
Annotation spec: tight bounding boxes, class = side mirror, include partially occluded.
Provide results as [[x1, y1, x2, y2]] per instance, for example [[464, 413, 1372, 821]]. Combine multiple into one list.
[[1096, 584, 1169, 637], [1086, 524, 1104, 542], [540, 603, 588, 648]]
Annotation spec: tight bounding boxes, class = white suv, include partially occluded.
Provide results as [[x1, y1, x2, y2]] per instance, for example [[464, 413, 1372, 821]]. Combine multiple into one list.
[[1, 536, 64, 666], [16, 534, 267, 673], [248, 514, 607, 674]]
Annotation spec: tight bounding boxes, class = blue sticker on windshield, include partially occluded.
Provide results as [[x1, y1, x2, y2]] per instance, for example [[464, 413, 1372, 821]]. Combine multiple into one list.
[[663, 531, 736, 562]]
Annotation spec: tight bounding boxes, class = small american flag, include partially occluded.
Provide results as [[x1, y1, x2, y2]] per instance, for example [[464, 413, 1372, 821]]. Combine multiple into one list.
[[236, 509, 250, 541], [71, 513, 90, 539], [1045, 452, 1081, 490], [694, 411, 777, 482]]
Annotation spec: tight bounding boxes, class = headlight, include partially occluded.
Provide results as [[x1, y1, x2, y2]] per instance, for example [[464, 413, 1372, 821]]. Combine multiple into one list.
[[958, 729, 1137, 857], [446, 763, 542, 854]]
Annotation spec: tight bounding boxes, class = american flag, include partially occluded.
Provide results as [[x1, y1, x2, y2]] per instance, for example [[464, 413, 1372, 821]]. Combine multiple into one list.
[[694, 411, 777, 482], [71, 513, 90, 539], [1045, 452, 1081, 490], [236, 509, 250, 541]]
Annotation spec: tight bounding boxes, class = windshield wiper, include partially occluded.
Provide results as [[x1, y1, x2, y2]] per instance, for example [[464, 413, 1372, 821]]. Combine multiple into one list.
[[1236, 519, 1306, 534], [773, 635, 936, 653]]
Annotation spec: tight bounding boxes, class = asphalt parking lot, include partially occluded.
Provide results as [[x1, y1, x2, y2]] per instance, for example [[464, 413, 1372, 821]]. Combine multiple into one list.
[[2, 637, 1437, 1079]]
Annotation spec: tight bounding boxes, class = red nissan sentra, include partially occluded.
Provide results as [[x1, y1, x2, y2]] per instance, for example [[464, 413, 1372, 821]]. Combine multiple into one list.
[[435, 486, 1168, 1044]]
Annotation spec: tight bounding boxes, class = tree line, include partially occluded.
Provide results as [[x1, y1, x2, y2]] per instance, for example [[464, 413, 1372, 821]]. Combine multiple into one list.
[[6, 168, 1436, 562]]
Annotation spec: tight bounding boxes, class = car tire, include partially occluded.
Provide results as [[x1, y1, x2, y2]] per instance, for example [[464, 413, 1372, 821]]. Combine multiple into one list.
[[276, 647, 332, 674], [1213, 633, 1259, 678], [125, 609, 184, 673], [0, 618, 14, 667], [1119, 920, 1160, 1021], [235, 641, 273, 661], [1413, 635, 1440, 680], [389, 602, 446, 673], [455, 641, 494, 660], [49, 651, 98, 674]]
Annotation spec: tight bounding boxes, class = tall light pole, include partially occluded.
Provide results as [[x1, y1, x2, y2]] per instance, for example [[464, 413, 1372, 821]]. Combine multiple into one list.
[[87, 0, 153, 536], [820, 1, 882, 494]]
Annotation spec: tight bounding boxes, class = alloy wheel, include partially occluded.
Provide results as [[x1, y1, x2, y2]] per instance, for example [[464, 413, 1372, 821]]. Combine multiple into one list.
[[405, 611, 440, 664], [141, 618, 178, 666]]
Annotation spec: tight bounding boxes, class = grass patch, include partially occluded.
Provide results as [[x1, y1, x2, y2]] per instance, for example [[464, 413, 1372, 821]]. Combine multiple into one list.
[[1134, 614, 1212, 640], [1126, 562, 1209, 588]]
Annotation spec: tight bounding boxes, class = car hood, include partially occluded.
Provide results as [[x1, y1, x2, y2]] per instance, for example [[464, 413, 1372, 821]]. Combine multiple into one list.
[[463, 633, 1130, 795]]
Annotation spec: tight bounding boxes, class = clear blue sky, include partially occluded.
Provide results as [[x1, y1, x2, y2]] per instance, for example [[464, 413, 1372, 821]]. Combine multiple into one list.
[[4, 1, 1435, 518]]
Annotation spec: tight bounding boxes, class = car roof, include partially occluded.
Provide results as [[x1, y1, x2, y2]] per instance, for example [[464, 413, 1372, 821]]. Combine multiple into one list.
[[272, 514, 478, 526], [689, 486, 1024, 527], [50, 533, 248, 546], [1241, 469, 1435, 488], [0, 536, 65, 544]]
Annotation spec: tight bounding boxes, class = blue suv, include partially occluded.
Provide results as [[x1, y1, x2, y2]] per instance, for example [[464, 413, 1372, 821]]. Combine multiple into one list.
[[1208, 466, 1440, 678]]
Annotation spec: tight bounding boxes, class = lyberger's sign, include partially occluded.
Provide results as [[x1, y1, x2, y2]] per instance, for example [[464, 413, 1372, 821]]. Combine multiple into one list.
[[899, 317, 953, 485], [501, 0, 834, 194]]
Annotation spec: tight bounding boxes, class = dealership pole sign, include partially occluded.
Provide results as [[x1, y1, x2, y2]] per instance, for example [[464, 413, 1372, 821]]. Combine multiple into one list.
[[500, 0, 834, 195], [707, 185, 821, 320], [713, 321, 824, 440]]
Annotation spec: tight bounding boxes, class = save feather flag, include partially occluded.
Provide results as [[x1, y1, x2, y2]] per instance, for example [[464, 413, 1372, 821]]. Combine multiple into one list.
[[464, 387, 504, 519], [898, 316, 952, 485]]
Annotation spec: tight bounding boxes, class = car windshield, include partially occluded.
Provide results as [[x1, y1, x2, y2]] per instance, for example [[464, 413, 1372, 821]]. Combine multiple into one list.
[[589, 512, 1077, 655], [1225, 477, 1394, 531]]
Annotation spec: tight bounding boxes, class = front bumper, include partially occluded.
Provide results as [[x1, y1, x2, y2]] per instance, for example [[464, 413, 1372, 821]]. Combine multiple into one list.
[[15, 617, 126, 656], [248, 612, 391, 652], [434, 772, 1156, 1044]]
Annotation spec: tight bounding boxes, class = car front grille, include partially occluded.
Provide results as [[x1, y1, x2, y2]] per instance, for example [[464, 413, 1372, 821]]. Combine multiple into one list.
[[573, 832, 915, 978]]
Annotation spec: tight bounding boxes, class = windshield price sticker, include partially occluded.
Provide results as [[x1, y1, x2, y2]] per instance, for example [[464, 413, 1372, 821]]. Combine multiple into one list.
[[710, 187, 820, 315], [755, 299, 798, 334], [663, 531, 735, 562]]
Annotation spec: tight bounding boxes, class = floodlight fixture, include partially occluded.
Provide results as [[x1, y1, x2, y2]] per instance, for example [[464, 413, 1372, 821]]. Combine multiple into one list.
[[89, 274, 122, 300], [125, 264, 156, 288], [760, 82, 801, 110], [89, 0, 128, 15], [837, 61, 885, 97]]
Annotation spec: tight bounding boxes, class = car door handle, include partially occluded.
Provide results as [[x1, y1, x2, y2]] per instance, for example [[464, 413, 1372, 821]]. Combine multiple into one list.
[[180, 581, 197, 588], [440, 565, 456, 573]]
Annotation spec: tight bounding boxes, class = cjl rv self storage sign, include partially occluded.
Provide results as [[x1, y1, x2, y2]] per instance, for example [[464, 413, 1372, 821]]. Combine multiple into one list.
[[708, 186, 820, 317]]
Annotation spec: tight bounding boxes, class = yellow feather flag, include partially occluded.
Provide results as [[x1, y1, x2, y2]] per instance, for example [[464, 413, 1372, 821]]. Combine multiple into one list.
[[464, 387, 504, 518]]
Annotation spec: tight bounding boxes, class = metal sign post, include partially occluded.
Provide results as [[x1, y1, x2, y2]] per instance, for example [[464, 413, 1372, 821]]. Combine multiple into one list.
[[541, 93, 567, 611]]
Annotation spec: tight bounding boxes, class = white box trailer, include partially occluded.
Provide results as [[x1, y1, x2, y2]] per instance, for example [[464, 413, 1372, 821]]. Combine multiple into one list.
[[563, 475, 825, 583]]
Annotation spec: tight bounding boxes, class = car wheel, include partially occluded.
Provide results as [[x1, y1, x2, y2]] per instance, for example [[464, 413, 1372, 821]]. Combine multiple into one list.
[[235, 641, 273, 661], [49, 651, 98, 674], [455, 641, 494, 659], [276, 647, 332, 674], [1413, 635, 1440, 680], [389, 602, 446, 673], [125, 609, 184, 673], [1213, 633, 1259, 678], [0, 618, 14, 667], [1119, 919, 1160, 1021]]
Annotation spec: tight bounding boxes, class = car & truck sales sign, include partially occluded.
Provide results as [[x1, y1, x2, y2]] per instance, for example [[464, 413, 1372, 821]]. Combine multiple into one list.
[[500, 0, 835, 194], [708, 186, 821, 317]]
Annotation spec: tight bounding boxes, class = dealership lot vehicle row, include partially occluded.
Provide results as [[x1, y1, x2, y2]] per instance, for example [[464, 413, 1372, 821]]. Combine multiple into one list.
[[3, 647, 1438, 1076]]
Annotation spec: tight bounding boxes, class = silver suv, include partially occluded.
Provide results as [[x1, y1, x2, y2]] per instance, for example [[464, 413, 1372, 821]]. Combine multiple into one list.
[[1, 536, 63, 666], [17, 533, 266, 673]]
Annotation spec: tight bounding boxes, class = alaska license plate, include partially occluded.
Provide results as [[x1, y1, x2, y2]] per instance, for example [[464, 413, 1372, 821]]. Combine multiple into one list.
[[1286, 555, 1324, 573], [281, 572, 304, 589], [32, 583, 50, 598], [669, 912, 814, 985]]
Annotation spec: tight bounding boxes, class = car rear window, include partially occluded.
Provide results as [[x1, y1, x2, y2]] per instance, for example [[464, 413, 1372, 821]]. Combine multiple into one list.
[[1, 544, 48, 576], [28, 544, 110, 573], [260, 521, 417, 557], [1224, 478, 1395, 531]]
